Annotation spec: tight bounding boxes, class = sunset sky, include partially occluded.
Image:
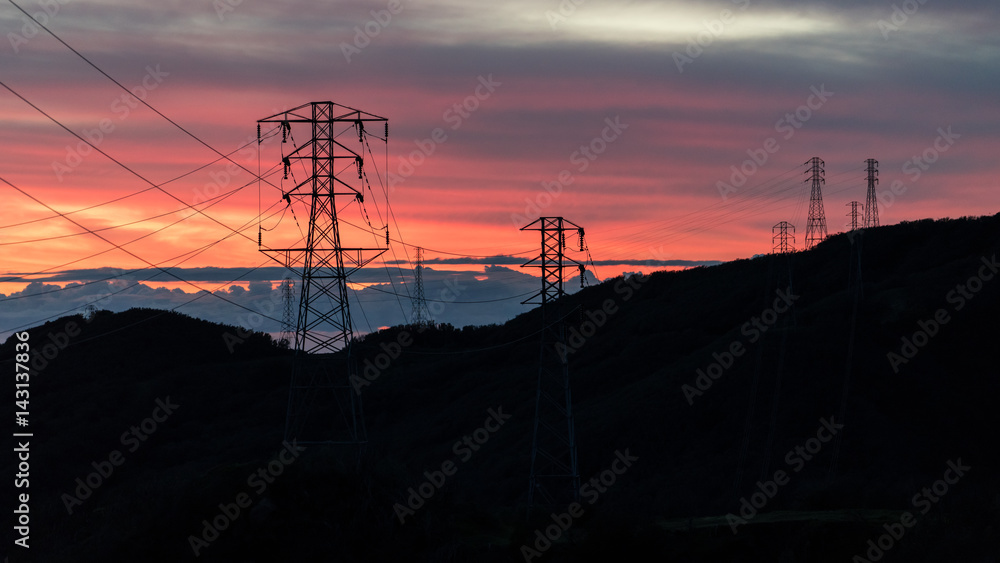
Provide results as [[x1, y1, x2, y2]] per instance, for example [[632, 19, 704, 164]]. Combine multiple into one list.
[[2, 0, 998, 335]]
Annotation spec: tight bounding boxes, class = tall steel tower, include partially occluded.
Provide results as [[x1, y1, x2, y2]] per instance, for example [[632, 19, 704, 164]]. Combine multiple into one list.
[[863, 159, 879, 228], [279, 276, 295, 349], [772, 221, 795, 254], [804, 157, 828, 249], [521, 217, 584, 507], [257, 102, 389, 445], [846, 201, 862, 232], [410, 247, 433, 327]]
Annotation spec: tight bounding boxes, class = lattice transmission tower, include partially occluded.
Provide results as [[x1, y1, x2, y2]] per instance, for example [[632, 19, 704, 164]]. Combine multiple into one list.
[[410, 247, 433, 327], [257, 102, 389, 446], [772, 221, 795, 254], [804, 157, 828, 249], [846, 201, 862, 232], [863, 158, 879, 228], [521, 217, 584, 507], [279, 277, 295, 349]]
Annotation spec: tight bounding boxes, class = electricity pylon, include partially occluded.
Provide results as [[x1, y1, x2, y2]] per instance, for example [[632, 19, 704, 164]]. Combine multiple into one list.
[[863, 159, 879, 228], [279, 277, 294, 349], [772, 221, 795, 254], [804, 157, 828, 249], [521, 217, 584, 507], [847, 201, 862, 232], [257, 102, 389, 446], [410, 247, 433, 327]]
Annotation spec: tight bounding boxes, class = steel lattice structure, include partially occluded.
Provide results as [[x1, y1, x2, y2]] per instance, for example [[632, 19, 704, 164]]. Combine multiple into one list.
[[521, 217, 583, 507], [864, 158, 879, 229], [279, 276, 295, 349], [257, 102, 388, 445], [804, 157, 828, 249], [410, 247, 432, 327], [772, 221, 795, 254], [847, 201, 862, 232]]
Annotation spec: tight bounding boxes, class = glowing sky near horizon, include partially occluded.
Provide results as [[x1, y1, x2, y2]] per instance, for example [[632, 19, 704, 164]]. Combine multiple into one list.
[[1, 0, 999, 330]]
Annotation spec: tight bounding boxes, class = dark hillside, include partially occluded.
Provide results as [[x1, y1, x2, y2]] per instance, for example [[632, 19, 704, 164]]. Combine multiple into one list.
[[3, 215, 999, 562]]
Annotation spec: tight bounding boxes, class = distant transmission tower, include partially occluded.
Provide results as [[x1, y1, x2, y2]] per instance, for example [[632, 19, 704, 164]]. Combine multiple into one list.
[[521, 217, 584, 507], [772, 221, 795, 254], [804, 157, 828, 249], [258, 102, 389, 446], [846, 201, 862, 232], [410, 247, 433, 327], [863, 158, 879, 228], [279, 277, 294, 348]]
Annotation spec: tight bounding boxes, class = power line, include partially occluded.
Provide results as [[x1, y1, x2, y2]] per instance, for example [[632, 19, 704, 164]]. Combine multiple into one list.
[[0, 167, 276, 247], [0, 175, 285, 327], [362, 282, 535, 304], [0, 166, 282, 285], [21, 257, 290, 349], [596, 166, 865, 258], [0, 126, 281, 232], [7, 0, 283, 195], [0, 79, 258, 247]]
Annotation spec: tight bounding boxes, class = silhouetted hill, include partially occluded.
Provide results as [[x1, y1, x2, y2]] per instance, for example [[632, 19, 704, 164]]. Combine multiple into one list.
[[3, 215, 999, 562]]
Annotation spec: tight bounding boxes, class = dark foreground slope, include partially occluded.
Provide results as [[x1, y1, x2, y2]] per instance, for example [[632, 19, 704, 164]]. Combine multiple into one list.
[[3, 215, 1000, 562]]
